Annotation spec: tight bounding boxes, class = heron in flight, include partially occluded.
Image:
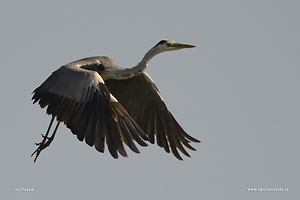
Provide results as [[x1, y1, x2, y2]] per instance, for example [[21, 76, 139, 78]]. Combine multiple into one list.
[[31, 40, 200, 162]]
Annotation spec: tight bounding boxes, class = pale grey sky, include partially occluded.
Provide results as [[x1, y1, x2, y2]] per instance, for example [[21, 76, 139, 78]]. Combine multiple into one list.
[[1, 0, 299, 199]]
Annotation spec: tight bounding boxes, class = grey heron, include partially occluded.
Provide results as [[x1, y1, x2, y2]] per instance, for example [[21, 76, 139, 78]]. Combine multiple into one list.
[[32, 40, 200, 162]]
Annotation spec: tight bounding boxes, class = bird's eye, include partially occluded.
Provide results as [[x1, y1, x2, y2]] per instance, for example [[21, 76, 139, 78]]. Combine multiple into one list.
[[98, 64, 105, 71]]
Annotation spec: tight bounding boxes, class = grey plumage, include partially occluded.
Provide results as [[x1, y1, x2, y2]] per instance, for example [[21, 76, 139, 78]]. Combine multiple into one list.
[[31, 40, 200, 162]]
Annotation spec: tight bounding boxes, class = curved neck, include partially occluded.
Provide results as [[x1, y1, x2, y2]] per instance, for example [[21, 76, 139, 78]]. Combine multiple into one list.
[[115, 46, 163, 79]]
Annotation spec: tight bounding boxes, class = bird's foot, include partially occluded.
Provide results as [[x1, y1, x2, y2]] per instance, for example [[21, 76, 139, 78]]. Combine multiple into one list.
[[31, 133, 54, 163]]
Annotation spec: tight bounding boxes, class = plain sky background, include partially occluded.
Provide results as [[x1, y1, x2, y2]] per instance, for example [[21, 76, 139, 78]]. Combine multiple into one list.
[[1, 0, 299, 199]]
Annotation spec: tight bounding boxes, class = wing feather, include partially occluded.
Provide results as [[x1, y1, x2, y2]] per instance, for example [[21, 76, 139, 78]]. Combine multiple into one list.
[[155, 108, 170, 153], [105, 72, 200, 160], [118, 121, 139, 153], [146, 109, 155, 144], [32, 61, 149, 158]]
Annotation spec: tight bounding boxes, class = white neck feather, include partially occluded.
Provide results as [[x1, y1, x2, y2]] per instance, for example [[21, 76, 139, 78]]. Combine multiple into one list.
[[115, 46, 163, 79]]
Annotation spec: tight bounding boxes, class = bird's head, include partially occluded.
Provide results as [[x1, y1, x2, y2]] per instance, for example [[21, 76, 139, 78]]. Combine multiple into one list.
[[153, 40, 196, 52]]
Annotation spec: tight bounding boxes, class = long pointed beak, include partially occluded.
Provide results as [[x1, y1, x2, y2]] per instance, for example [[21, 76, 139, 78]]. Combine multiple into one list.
[[172, 43, 196, 49]]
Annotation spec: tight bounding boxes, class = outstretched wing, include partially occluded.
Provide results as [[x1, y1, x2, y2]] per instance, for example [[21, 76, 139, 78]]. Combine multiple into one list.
[[105, 72, 200, 160], [32, 62, 148, 159]]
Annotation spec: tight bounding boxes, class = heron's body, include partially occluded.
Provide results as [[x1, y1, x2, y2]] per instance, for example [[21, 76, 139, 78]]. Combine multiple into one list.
[[32, 40, 200, 162]]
